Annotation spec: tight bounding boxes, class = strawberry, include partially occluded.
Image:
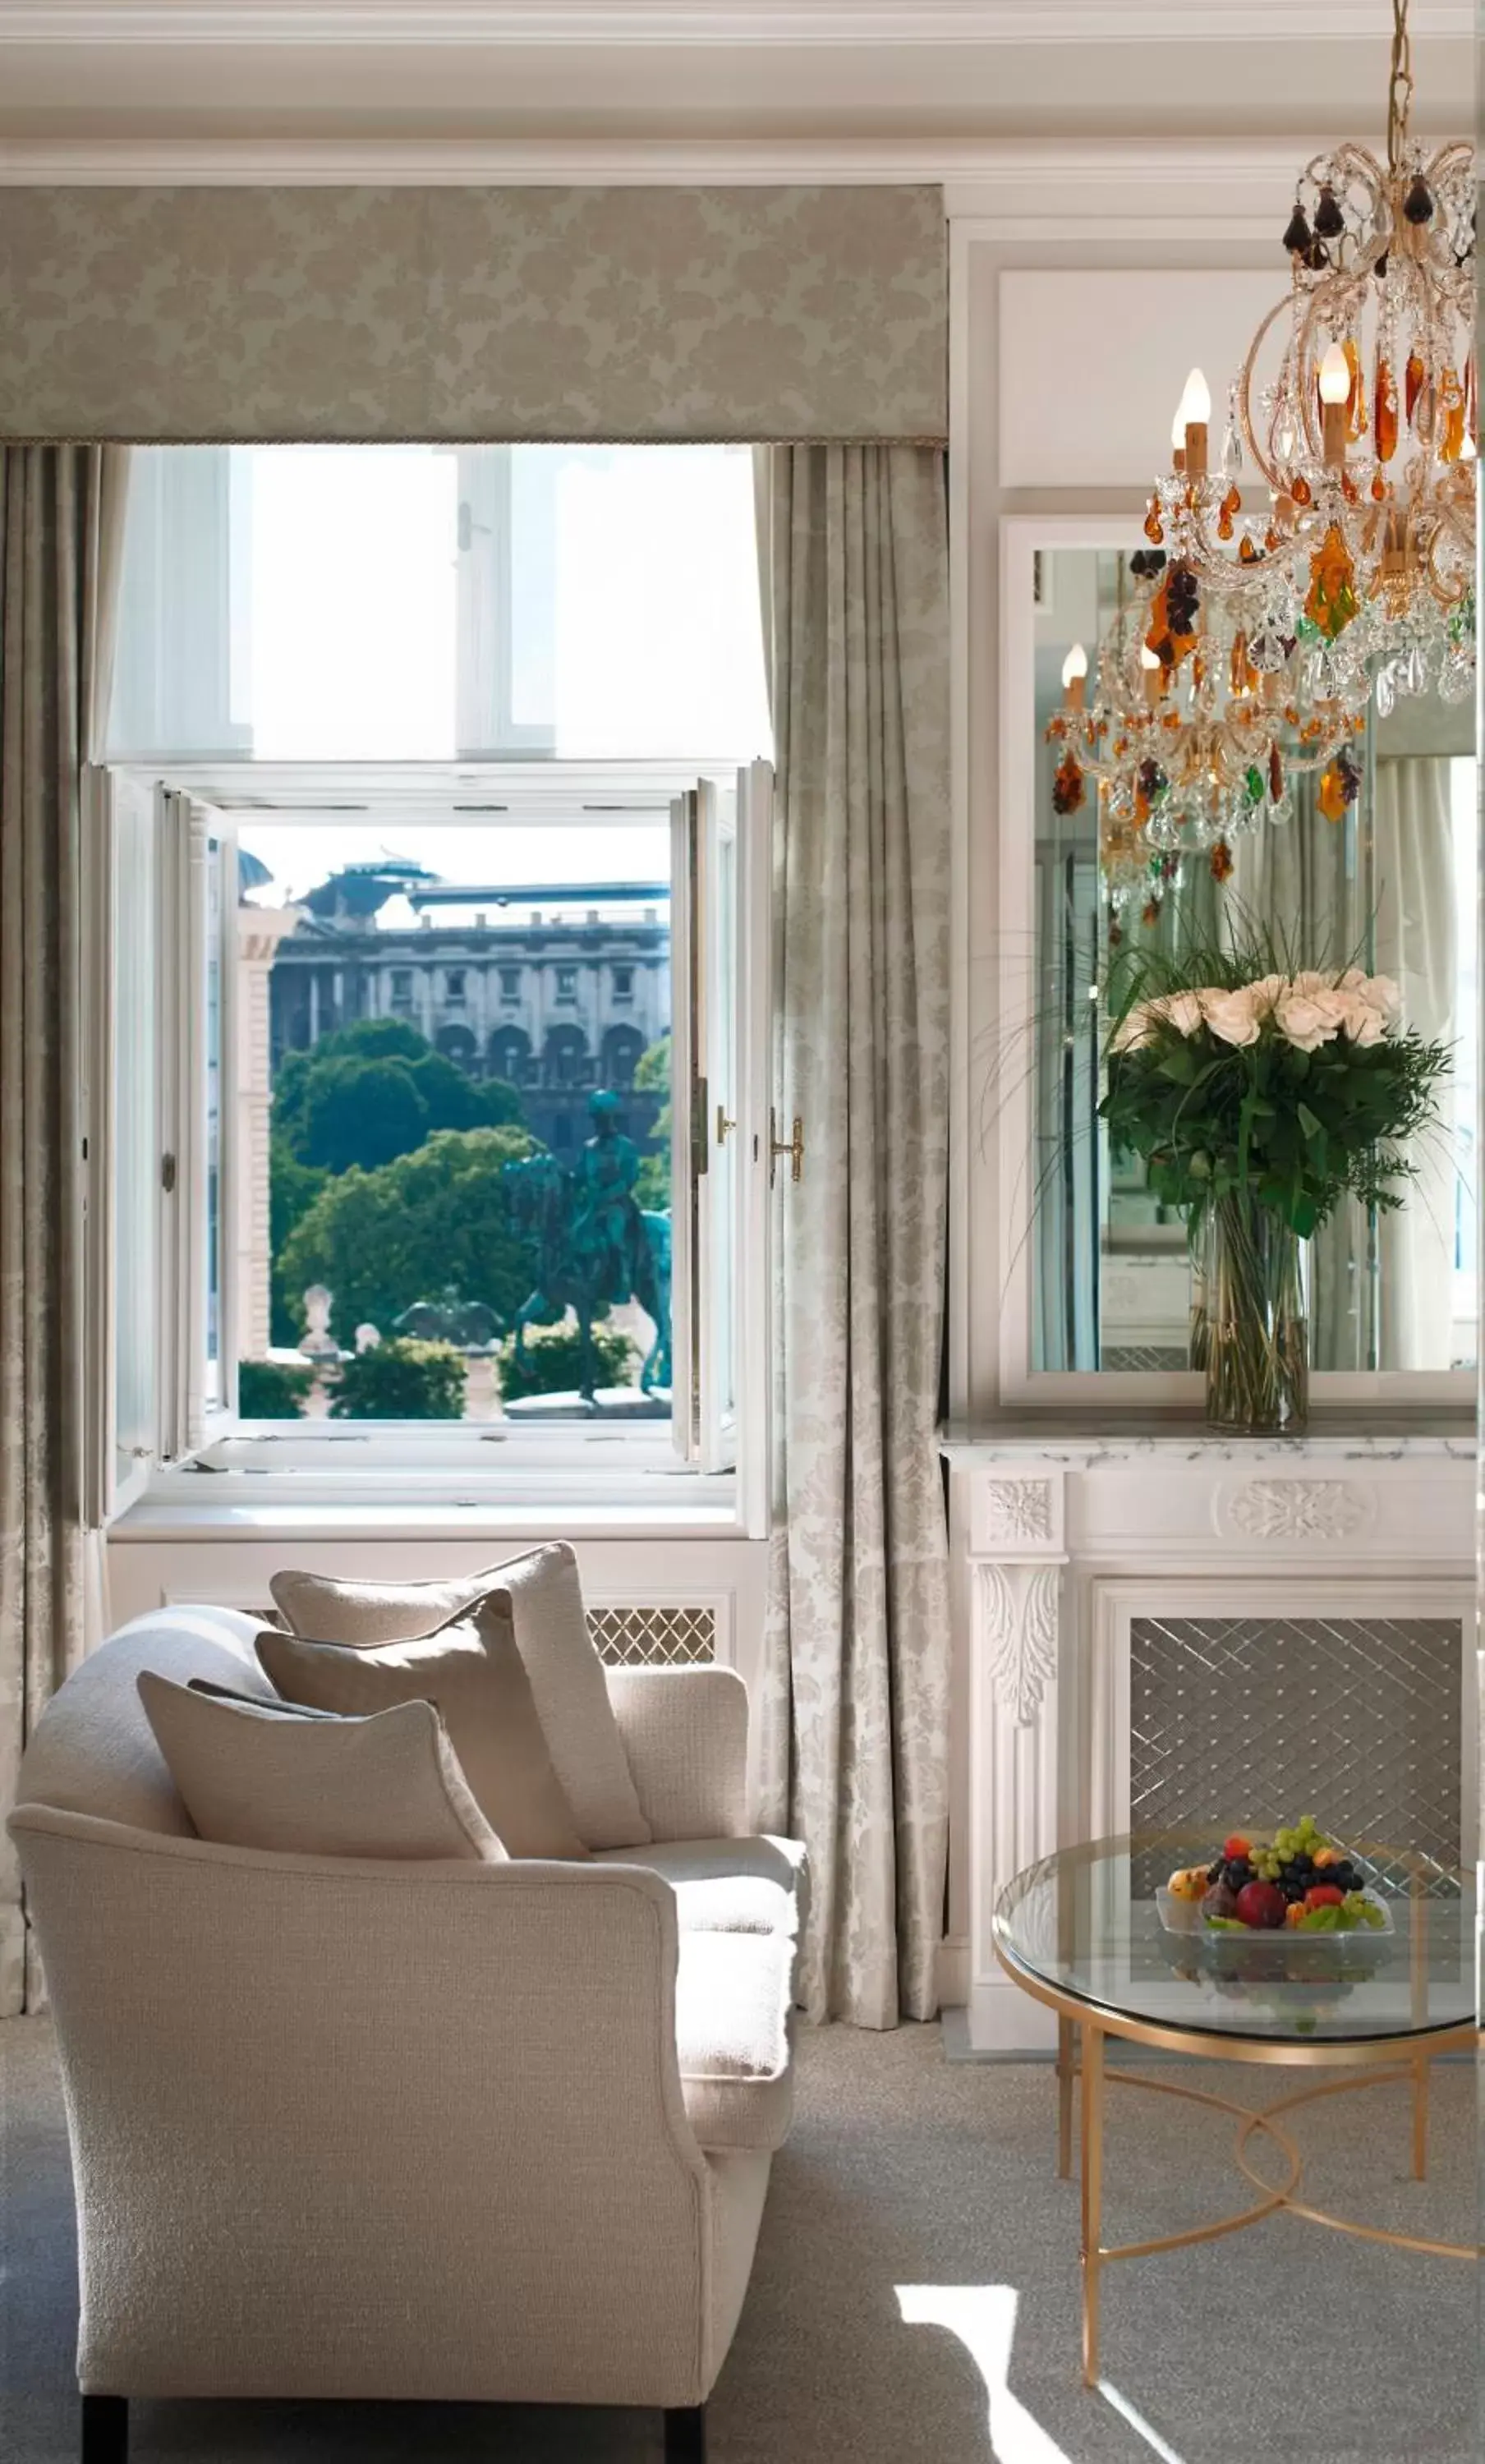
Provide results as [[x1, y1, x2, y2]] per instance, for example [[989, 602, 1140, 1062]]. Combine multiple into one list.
[[1222, 1835, 1252, 1860]]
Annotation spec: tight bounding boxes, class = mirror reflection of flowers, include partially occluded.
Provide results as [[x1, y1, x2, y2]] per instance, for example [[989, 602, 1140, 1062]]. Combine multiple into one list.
[[1102, 926, 1452, 1431]]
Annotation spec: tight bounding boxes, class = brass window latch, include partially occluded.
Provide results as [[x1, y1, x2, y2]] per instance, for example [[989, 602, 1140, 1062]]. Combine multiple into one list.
[[769, 1108, 805, 1186]]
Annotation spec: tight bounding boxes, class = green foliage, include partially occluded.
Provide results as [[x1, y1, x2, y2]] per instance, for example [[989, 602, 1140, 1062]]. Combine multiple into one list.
[[632, 1032, 672, 1212], [330, 1338, 467, 1421], [269, 1138, 330, 1344], [495, 1318, 637, 1400], [237, 1358, 315, 1418], [280, 1124, 537, 1339], [302, 1055, 432, 1175], [1100, 920, 1451, 1243], [274, 1017, 522, 1175]]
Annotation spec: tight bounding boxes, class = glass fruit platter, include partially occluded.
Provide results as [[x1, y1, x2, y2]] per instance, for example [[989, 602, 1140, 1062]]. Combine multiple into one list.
[[1156, 1817, 1392, 1955]]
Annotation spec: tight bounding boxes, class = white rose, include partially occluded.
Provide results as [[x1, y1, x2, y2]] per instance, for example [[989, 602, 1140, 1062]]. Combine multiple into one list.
[[1338, 991, 1385, 1046], [1200, 986, 1262, 1047], [1362, 972, 1402, 1022], [1276, 989, 1345, 1051], [1163, 990, 1206, 1037], [1111, 1003, 1153, 1053], [1247, 974, 1285, 1015], [1290, 968, 1335, 996]]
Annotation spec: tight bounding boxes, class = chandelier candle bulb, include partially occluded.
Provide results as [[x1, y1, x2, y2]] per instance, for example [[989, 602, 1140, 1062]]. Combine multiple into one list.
[[1061, 643, 1088, 711], [1140, 644, 1164, 707], [1318, 342, 1353, 467], [1178, 366, 1211, 480]]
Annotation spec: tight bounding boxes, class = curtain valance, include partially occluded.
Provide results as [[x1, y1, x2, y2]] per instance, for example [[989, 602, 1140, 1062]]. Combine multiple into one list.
[[0, 184, 946, 445]]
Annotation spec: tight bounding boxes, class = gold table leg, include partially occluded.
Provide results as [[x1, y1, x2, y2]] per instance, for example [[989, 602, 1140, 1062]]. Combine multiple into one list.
[[1080, 2019, 1105, 2389], [1057, 2014, 1075, 2181]]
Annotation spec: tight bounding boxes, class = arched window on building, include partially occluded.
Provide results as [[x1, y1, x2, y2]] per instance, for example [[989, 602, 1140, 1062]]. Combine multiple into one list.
[[544, 1025, 590, 1089], [488, 1024, 533, 1087], [435, 1023, 479, 1073], [600, 1024, 646, 1092]]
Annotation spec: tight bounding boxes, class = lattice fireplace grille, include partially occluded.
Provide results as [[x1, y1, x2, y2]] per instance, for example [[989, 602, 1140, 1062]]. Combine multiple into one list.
[[586, 1605, 717, 1666], [1128, 1615, 1462, 1897]]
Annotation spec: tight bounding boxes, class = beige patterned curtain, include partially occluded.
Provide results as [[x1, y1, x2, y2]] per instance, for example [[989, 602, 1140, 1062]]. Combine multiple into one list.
[[757, 445, 951, 2029], [0, 444, 129, 2013]]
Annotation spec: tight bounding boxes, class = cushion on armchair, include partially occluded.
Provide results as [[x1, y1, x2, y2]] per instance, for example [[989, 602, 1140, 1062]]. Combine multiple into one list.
[[256, 1596, 590, 1861], [137, 1673, 503, 1861], [268, 1544, 651, 1851], [674, 1928, 796, 2154]]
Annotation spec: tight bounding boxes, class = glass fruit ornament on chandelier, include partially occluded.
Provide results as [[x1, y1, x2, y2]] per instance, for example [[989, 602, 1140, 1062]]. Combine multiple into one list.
[[1144, 0, 1475, 711]]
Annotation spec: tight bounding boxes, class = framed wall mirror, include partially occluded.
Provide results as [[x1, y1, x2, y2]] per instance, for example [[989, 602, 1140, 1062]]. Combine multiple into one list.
[[995, 517, 1478, 1405]]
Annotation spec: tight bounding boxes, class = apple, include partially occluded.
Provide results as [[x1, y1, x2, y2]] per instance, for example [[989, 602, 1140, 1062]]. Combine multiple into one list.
[[1233, 1879, 1286, 1930]]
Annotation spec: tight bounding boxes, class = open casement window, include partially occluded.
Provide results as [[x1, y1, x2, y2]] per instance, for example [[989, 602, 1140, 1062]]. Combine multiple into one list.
[[85, 767, 158, 1522], [670, 762, 773, 1525], [158, 788, 238, 1459]]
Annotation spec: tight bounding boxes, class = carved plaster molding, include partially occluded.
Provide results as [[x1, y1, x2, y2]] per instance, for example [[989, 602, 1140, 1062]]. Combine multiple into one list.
[[1226, 1478, 1369, 1542], [971, 1469, 1064, 1557], [980, 1561, 1059, 1726]]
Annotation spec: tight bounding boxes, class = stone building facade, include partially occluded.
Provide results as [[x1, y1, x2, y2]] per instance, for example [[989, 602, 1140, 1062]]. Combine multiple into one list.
[[268, 892, 671, 1159]]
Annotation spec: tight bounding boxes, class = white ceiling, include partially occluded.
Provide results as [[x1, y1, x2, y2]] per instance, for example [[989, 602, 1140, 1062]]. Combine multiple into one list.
[[0, 1, 1472, 149]]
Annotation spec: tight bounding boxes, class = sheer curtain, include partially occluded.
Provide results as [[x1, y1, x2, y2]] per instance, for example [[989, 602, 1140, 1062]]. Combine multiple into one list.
[[756, 444, 952, 2029], [0, 444, 129, 2012]]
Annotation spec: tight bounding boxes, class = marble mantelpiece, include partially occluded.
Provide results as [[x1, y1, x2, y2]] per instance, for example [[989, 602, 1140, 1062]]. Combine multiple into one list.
[[941, 1419, 1477, 2051]]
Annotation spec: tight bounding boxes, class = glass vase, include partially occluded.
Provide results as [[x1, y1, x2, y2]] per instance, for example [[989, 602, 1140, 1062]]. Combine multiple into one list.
[[1201, 1197, 1309, 1436]]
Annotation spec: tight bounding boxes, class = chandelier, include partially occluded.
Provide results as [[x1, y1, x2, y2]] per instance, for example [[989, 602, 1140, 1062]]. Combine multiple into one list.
[[1143, 0, 1475, 715], [1046, 551, 1367, 918]]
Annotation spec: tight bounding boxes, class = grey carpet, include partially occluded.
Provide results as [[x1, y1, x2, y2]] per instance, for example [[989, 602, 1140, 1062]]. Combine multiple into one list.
[[1, 2016, 1477, 2463]]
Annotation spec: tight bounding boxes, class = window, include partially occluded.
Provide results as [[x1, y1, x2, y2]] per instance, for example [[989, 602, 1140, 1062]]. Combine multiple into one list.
[[99, 444, 773, 1528]]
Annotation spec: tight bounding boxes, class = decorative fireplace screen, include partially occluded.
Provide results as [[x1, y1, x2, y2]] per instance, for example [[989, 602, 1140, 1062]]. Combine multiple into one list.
[[1128, 1614, 1463, 1896]]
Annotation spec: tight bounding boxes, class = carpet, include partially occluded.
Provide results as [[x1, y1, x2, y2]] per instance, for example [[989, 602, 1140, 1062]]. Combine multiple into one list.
[[1, 2015, 1476, 2463]]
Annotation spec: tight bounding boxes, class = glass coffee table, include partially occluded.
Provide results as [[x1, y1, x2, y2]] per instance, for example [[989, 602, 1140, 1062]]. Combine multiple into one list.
[[993, 1833, 1478, 2385]]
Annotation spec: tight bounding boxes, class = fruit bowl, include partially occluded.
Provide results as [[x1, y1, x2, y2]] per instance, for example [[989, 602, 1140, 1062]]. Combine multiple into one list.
[[1157, 1818, 1393, 1947]]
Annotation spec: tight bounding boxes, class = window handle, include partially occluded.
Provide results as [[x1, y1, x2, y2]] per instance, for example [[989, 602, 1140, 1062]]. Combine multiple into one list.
[[715, 1105, 736, 1145], [770, 1109, 805, 1186]]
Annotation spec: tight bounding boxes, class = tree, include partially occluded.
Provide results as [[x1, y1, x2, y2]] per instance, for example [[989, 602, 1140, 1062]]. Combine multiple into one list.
[[301, 1055, 431, 1176], [633, 1032, 672, 1211], [269, 1139, 329, 1345], [279, 1124, 537, 1341], [274, 1018, 522, 1175], [495, 1319, 637, 1401], [237, 1358, 315, 1418]]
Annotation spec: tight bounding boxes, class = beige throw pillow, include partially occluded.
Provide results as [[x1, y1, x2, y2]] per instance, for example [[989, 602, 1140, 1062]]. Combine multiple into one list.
[[267, 1545, 651, 1850], [255, 1597, 591, 1861], [137, 1672, 502, 1862]]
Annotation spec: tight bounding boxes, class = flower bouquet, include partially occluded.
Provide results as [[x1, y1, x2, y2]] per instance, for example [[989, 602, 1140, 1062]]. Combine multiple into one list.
[[1102, 929, 1450, 1431]]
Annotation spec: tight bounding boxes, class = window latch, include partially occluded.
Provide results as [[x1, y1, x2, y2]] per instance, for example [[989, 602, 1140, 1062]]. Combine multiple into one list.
[[715, 1104, 736, 1146], [160, 1152, 177, 1195], [770, 1109, 805, 1187]]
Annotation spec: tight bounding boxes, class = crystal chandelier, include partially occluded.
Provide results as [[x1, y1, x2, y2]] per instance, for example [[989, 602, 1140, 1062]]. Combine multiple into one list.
[[1046, 552, 1367, 913], [1143, 0, 1475, 712]]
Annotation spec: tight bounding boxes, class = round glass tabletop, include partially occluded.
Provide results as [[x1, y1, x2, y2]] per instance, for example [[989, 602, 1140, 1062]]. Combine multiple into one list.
[[994, 1834, 1476, 2048]]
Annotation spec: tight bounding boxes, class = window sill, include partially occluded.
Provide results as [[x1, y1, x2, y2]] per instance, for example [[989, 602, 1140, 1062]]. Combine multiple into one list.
[[109, 1459, 748, 1543]]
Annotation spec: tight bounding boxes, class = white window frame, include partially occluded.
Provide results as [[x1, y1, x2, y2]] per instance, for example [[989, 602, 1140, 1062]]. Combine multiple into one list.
[[104, 761, 771, 1531]]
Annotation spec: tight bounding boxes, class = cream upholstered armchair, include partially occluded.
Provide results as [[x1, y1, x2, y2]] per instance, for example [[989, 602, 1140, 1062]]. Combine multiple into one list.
[[11, 1607, 804, 2464]]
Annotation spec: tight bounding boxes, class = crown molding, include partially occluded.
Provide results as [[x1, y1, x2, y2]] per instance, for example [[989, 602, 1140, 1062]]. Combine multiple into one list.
[[0, 2, 1472, 44], [0, 135, 1412, 188]]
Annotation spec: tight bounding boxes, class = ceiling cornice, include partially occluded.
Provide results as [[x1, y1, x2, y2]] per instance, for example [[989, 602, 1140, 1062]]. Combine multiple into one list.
[[0, 136, 1388, 186], [0, 2, 1472, 44]]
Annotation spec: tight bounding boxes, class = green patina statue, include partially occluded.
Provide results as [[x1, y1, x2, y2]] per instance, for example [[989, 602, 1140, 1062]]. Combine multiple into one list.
[[503, 1090, 671, 1406]]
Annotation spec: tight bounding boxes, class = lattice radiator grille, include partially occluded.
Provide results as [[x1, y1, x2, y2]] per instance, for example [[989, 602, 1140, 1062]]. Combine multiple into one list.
[[586, 1606, 717, 1666], [1128, 1615, 1462, 1897]]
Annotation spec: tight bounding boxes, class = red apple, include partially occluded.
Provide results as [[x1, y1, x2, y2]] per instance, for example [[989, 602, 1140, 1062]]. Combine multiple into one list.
[[1234, 1879, 1287, 1930]]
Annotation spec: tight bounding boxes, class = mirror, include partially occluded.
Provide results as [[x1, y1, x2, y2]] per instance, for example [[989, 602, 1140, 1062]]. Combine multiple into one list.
[[1029, 544, 1478, 1376]]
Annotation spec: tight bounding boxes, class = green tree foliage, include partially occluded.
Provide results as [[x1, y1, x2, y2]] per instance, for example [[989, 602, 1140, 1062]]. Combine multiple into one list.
[[237, 1358, 315, 1418], [330, 1338, 467, 1421], [269, 1139, 330, 1345], [280, 1125, 536, 1340], [274, 1017, 521, 1176], [495, 1318, 637, 1401], [632, 1032, 671, 1211]]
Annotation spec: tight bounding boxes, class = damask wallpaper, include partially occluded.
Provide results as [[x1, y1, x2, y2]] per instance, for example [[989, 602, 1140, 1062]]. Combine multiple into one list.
[[0, 184, 947, 444]]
